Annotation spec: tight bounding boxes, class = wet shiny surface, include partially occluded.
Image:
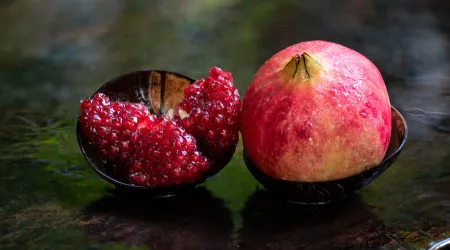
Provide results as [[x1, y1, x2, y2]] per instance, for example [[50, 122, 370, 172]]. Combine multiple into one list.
[[0, 0, 449, 249]]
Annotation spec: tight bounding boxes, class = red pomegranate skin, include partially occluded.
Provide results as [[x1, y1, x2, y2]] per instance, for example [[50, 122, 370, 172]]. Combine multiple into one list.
[[241, 40, 392, 182]]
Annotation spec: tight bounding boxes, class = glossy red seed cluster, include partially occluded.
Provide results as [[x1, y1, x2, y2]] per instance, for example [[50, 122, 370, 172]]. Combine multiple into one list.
[[175, 67, 241, 158], [128, 117, 210, 186], [79, 93, 151, 164], [79, 93, 210, 187]]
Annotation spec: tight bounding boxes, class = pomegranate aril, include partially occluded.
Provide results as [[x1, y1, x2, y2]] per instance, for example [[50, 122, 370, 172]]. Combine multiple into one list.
[[152, 132, 163, 143], [120, 152, 129, 162], [222, 71, 232, 81], [144, 161, 153, 170], [191, 152, 201, 162], [164, 163, 173, 171], [174, 137, 183, 149], [109, 146, 120, 160], [79, 114, 89, 123], [94, 104, 103, 111], [199, 160, 209, 171], [99, 149, 108, 158], [130, 132, 139, 144], [111, 121, 121, 130], [200, 113, 210, 125], [151, 149, 161, 158], [123, 120, 135, 131], [226, 117, 234, 126], [109, 132, 119, 142], [214, 102, 224, 111], [89, 114, 102, 126], [119, 141, 130, 152], [130, 174, 147, 185], [96, 126, 110, 137], [80, 100, 91, 112], [214, 115, 224, 126], [220, 130, 228, 139], [173, 168, 181, 177], [103, 117, 112, 126], [181, 120, 193, 132], [207, 130, 215, 140], [119, 129, 131, 140], [163, 127, 174, 137], [84, 127, 96, 138], [163, 151, 172, 160], [209, 67, 223, 79], [101, 97, 110, 106], [132, 162, 143, 171]]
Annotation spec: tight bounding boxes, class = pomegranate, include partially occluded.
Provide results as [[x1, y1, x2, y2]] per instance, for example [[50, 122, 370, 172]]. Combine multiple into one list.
[[241, 40, 392, 182], [78, 67, 240, 187]]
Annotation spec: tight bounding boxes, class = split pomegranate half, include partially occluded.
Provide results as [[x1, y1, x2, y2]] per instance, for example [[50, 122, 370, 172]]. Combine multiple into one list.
[[77, 68, 240, 196]]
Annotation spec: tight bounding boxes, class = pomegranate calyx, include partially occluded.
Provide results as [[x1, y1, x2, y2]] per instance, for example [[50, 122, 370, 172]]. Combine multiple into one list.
[[283, 52, 322, 82]]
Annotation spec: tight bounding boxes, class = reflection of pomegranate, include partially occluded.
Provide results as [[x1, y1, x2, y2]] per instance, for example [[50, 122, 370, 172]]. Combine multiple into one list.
[[241, 40, 392, 182]]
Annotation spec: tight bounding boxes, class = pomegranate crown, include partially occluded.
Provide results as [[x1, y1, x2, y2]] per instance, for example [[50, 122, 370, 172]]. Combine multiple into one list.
[[283, 52, 323, 81]]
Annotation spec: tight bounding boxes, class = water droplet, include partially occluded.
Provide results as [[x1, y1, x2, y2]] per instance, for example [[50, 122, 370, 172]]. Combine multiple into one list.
[[360, 110, 368, 118]]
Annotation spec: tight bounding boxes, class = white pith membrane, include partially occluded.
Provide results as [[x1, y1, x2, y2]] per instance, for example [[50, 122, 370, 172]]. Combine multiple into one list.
[[178, 109, 190, 119], [161, 107, 190, 121]]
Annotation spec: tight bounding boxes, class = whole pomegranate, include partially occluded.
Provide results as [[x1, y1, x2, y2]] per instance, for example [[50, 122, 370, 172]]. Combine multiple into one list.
[[241, 40, 392, 182]]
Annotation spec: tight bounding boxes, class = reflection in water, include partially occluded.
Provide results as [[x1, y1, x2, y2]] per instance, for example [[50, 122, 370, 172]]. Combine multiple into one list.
[[83, 188, 233, 249], [237, 190, 400, 249]]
